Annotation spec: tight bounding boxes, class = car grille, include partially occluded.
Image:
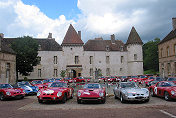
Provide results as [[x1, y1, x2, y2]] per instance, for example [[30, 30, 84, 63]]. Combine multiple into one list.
[[42, 97, 51, 100], [43, 93, 54, 95]]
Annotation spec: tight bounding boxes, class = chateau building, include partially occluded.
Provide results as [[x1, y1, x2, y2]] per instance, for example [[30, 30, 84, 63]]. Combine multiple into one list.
[[158, 18, 176, 77], [0, 33, 16, 84], [3, 24, 144, 80]]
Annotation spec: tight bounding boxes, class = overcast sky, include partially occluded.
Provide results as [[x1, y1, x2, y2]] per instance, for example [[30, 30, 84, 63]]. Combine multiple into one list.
[[0, 0, 176, 44]]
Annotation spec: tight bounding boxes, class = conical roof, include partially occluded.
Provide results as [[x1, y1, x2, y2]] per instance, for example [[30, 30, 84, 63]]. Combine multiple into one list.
[[126, 27, 143, 45], [62, 24, 84, 45]]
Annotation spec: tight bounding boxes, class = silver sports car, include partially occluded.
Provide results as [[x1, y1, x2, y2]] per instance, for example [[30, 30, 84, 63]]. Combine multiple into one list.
[[113, 82, 150, 103]]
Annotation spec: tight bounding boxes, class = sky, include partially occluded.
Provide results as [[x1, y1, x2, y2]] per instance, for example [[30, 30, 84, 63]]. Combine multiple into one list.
[[0, 0, 176, 44]]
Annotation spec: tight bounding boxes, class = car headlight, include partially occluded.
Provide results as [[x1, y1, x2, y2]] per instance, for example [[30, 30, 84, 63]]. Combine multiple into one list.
[[6, 92, 11, 95], [99, 92, 104, 97], [36, 87, 39, 91], [57, 92, 62, 97], [77, 92, 81, 97], [171, 91, 175, 95], [37, 91, 41, 96]]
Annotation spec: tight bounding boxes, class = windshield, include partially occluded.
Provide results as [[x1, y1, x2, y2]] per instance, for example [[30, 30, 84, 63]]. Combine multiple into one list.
[[64, 78, 72, 80], [121, 82, 137, 88], [122, 76, 127, 78], [55, 78, 62, 81], [140, 76, 147, 78], [32, 81, 42, 84], [149, 77, 155, 79], [0, 84, 13, 89], [131, 76, 137, 78], [43, 79, 50, 83], [168, 78, 176, 81], [84, 84, 101, 89], [18, 82, 31, 86], [160, 82, 176, 87], [155, 77, 163, 81], [49, 82, 67, 88]]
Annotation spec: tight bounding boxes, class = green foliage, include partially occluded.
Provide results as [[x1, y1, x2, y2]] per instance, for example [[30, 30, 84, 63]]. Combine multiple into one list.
[[11, 36, 39, 76], [143, 38, 160, 71], [98, 69, 103, 77], [144, 69, 159, 75], [60, 70, 66, 78]]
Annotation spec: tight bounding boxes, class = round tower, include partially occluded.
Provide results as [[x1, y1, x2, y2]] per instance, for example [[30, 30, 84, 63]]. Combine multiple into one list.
[[126, 27, 143, 76]]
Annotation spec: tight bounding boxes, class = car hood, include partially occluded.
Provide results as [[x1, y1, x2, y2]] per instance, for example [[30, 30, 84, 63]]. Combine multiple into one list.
[[123, 88, 148, 94], [4, 88, 22, 93], [41, 87, 67, 93], [79, 88, 103, 95]]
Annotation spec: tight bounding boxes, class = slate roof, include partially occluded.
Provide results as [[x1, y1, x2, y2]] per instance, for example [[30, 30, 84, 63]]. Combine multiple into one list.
[[62, 24, 84, 45], [126, 27, 143, 45], [158, 29, 176, 45], [2, 38, 62, 51], [84, 38, 127, 51], [0, 38, 15, 54]]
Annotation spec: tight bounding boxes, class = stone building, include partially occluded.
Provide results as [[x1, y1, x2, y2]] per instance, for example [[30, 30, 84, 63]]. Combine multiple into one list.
[[3, 24, 144, 80], [158, 18, 176, 77], [0, 33, 16, 84]]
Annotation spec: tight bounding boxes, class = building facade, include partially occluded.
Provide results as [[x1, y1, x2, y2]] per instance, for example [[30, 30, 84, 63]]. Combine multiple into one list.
[[158, 18, 176, 78], [0, 34, 16, 84], [3, 25, 144, 80]]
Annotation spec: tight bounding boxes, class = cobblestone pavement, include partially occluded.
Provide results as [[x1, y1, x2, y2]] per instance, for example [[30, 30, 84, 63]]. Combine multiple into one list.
[[0, 82, 176, 118]]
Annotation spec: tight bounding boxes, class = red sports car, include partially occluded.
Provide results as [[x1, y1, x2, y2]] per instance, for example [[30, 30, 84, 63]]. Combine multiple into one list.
[[149, 81, 176, 101], [77, 83, 106, 104], [0, 83, 25, 100], [37, 82, 74, 103], [31, 80, 46, 89]]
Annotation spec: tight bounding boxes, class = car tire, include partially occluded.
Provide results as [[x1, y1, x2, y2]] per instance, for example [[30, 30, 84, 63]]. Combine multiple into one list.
[[62, 93, 67, 103], [38, 99, 43, 103], [150, 89, 155, 97], [164, 92, 171, 101], [145, 99, 149, 103], [70, 91, 74, 99], [114, 93, 118, 99], [20, 96, 24, 99], [0, 93, 5, 101], [77, 99, 81, 104], [120, 94, 125, 103]]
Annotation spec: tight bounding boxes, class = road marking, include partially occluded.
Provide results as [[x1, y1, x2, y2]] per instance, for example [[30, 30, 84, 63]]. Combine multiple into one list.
[[160, 110, 176, 118]]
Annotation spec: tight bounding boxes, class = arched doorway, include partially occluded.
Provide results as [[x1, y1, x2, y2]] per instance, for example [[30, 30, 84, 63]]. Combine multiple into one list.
[[72, 70, 76, 78]]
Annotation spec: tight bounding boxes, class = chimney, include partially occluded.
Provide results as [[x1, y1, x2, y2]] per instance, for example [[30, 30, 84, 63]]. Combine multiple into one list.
[[111, 34, 115, 44], [48, 33, 52, 39], [172, 18, 176, 31], [78, 31, 81, 39], [0, 33, 4, 38]]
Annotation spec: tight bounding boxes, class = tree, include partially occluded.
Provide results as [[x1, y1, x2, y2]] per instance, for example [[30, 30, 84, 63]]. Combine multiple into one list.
[[143, 38, 160, 72], [11, 36, 39, 79], [60, 70, 66, 78]]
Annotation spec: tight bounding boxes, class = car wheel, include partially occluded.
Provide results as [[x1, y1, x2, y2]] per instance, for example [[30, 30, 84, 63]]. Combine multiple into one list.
[[0, 93, 5, 101], [62, 93, 67, 103], [145, 99, 149, 103], [101, 97, 106, 104], [20, 96, 24, 99], [164, 92, 171, 101], [150, 89, 155, 97], [114, 93, 118, 99], [120, 94, 125, 103], [77, 99, 82, 104], [38, 99, 43, 103]]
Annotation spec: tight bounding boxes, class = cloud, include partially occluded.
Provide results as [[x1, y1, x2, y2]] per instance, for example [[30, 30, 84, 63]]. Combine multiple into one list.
[[0, 0, 74, 44], [0, 0, 176, 44]]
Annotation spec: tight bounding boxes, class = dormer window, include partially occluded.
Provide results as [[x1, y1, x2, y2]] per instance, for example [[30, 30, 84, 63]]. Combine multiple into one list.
[[106, 45, 110, 51]]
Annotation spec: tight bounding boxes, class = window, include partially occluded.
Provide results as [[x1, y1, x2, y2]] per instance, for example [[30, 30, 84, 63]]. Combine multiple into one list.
[[120, 46, 124, 51], [167, 47, 170, 57], [38, 44, 41, 51], [38, 69, 41, 77], [175, 62, 176, 74], [90, 68, 93, 76], [174, 44, 176, 56], [106, 45, 110, 51], [161, 48, 163, 58], [6, 63, 10, 79], [121, 56, 124, 63], [38, 57, 41, 65], [106, 56, 110, 64], [167, 63, 171, 75], [106, 68, 110, 76], [54, 56, 57, 64], [120, 68, 122, 71], [75, 56, 79, 64], [90, 56, 93, 64], [54, 69, 58, 77], [134, 54, 137, 60]]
